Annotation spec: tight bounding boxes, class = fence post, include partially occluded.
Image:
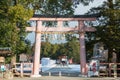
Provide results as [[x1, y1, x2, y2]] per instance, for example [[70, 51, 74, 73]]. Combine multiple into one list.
[[109, 63, 111, 77], [20, 63, 23, 77], [114, 63, 117, 78], [49, 72, 51, 76], [59, 71, 61, 77]]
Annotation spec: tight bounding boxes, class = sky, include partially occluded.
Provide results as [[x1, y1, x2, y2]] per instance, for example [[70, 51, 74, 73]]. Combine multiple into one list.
[[74, 0, 106, 15], [26, 0, 106, 44]]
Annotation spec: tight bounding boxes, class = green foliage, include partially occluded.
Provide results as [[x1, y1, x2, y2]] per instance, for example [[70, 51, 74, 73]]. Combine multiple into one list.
[[0, 20, 18, 51], [24, 39, 32, 54], [41, 42, 52, 57], [86, 0, 120, 62], [0, 0, 33, 63], [65, 37, 80, 63], [0, 0, 11, 18], [50, 44, 59, 58], [34, 0, 74, 15], [41, 35, 80, 63], [31, 0, 93, 15], [8, 4, 33, 23], [7, 4, 33, 54]]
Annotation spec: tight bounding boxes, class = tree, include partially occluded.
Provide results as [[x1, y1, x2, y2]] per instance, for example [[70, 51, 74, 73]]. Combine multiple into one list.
[[86, 0, 120, 62], [50, 44, 59, 59], [41, 42, 52, 57], [0, 0, 33, 63], [54, 34, 80, 63], [31, 0, 94, 15], [8, 4, 33, 53], [40, 35, 80, 63], [65, 36, 80, 63]]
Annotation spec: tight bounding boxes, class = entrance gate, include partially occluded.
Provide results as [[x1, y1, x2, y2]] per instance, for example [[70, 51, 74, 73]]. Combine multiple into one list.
[[26, 15, 97, 77]]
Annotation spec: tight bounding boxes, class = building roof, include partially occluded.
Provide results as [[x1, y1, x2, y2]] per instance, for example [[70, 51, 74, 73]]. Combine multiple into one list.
[[0, 47, 12, 56], [33, 14, 100, 18]]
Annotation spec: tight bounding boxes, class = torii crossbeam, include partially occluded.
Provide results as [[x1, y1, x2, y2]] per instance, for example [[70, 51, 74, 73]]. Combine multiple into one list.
[[26, 14, 97, 77]]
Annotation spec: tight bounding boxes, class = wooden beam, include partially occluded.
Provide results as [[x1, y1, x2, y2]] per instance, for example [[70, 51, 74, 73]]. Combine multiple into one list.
[[26, 26, 96, 32], [30, 17, 96, 21]]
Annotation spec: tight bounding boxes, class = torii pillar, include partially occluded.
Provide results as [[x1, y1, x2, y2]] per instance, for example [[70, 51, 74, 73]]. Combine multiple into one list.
[[31, 21, 42, 77], [78, 21, 87, 76]]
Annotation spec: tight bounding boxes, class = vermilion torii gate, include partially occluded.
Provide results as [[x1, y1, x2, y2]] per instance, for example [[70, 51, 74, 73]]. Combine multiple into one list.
[[26, 15, 97, 77]]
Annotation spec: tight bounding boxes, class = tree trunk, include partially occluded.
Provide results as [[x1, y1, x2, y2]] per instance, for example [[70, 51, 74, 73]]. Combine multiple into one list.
[[11, 54, 16, 68], [108, 49, 113, 62]]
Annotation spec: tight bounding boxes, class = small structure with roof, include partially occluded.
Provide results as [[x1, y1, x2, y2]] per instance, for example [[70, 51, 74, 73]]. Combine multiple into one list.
[[0, 47, 12, 63]]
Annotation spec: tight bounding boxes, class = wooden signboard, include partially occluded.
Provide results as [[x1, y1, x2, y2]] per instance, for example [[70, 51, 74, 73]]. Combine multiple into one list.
[[0, 57, 5, 62], [19, 54, 27, 62]]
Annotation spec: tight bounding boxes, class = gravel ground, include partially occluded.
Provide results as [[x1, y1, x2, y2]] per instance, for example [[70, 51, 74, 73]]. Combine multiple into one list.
[[1, 76, 119, 80]]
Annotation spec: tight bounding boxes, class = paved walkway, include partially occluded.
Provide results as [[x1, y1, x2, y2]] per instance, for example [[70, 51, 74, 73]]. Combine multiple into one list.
[[1, 76, 119, 80]]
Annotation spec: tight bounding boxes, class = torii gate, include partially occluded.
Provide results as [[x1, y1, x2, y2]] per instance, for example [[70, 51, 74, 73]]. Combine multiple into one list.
[[26, 15, 97, 77]]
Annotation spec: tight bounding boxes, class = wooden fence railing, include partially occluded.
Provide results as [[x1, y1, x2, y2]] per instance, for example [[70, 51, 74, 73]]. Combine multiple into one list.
[[99, 63, 120, 77], [12, 62, 120, 77], [12, 63, 33, 77]]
